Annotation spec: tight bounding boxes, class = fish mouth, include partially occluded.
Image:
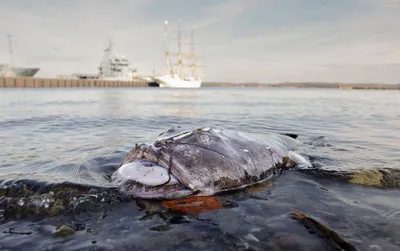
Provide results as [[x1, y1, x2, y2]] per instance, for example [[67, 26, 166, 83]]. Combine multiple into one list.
[[112, 143, 193, 200], [118, 143, 167, 168]]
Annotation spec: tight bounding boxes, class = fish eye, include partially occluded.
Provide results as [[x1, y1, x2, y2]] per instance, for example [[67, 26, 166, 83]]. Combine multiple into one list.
[[199, 134, 210, 142]]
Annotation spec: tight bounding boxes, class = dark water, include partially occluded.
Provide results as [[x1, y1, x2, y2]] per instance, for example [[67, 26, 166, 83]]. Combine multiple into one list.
[[0, 88, 399, 250]]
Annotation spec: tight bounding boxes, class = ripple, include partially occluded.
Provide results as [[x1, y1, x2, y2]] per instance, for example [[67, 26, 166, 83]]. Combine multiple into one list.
[[0, 88, 399, 250]]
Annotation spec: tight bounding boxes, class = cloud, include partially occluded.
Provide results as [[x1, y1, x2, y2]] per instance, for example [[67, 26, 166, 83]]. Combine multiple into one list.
[[0, 0, 399, 83], [361, 0, 400, 7], [197, 0, 400, 83]]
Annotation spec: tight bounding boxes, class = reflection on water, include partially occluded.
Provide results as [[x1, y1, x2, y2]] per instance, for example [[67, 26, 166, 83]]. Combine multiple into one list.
[[0, 88, 400, 250], [161, 90, 199, 118], [101, 89, 123, 118]]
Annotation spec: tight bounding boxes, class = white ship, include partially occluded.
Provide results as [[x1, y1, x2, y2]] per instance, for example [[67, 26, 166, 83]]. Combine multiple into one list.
[[153, 20, 203, 88], [72, 38, 137, 81], [0, 64, 40, 77], [98, 39, 137, 81], [0, 35, 40, 77]]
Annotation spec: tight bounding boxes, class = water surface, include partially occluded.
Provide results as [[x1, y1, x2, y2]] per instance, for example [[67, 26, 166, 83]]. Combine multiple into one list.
[[1, 88, 399, 250]]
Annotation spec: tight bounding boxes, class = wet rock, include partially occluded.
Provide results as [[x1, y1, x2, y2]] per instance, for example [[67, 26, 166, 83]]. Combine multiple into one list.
[[49, 200, 65, 216], [55, 225, 76, 237], [349, 169, 383, 187], [379, 168, 400, 188], [149, 224, 172, 232], [222, 200, 239, 208], [38, 225, 57, 236], [3, 227, 33, 235], [0, 183, 125, 222], [75, 223, 85, 231]]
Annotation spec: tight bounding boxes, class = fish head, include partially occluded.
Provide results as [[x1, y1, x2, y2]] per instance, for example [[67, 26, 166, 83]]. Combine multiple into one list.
[[113, 126, 245, 199]]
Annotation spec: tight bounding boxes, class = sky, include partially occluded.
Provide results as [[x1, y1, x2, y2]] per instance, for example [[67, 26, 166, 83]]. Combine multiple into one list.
[[0, 0, 399, 83]]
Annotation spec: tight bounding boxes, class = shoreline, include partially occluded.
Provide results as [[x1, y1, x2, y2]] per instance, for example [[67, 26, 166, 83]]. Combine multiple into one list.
[[202, 81, 400, 90], [1, 77, 399, 90]]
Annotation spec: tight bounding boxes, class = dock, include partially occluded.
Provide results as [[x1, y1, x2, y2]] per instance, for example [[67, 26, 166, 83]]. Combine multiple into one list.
[[0, 77, 149, 88], [1, 77, 399, 90]]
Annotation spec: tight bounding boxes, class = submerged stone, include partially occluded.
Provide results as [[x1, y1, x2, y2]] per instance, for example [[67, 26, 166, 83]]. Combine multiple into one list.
[[55, 225, 76, 237]]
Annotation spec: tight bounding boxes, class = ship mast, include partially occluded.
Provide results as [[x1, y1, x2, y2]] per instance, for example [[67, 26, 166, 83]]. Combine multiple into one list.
[[177, 19, 184, 79], [164, 21, 173, 75], [162, 20, 202, 81], [100, 38, 113, 78], [189, 29, 197, 79], [8, 34, 14, 69]]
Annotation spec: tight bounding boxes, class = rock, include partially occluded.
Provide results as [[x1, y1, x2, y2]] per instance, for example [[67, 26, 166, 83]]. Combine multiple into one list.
[[55, 225, 76, 237]]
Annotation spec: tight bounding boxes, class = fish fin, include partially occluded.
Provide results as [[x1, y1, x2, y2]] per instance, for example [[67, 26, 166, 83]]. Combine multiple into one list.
[[282, 133, 298, 139], [288, 151, 312, 169]]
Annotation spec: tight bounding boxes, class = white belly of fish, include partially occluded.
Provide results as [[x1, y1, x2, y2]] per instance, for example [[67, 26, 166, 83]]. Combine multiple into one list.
[[114, 160, 179, 187]]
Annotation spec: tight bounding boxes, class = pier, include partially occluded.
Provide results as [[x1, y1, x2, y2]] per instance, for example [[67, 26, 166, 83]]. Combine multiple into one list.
[[0, 77, 149, 88], [1, 77, 399, 90]]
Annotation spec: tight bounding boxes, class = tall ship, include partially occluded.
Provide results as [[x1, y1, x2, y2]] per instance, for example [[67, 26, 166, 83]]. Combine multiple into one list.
[[0, 35, 40, 77], [72, 38, 137, 81], [153, 20, 203, 88]]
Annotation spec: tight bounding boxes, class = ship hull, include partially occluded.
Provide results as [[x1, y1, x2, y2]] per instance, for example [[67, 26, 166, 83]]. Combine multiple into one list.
[[0, 64, 40, 77], [154, 74, 202, 88], [102, 76, 133, 82]]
